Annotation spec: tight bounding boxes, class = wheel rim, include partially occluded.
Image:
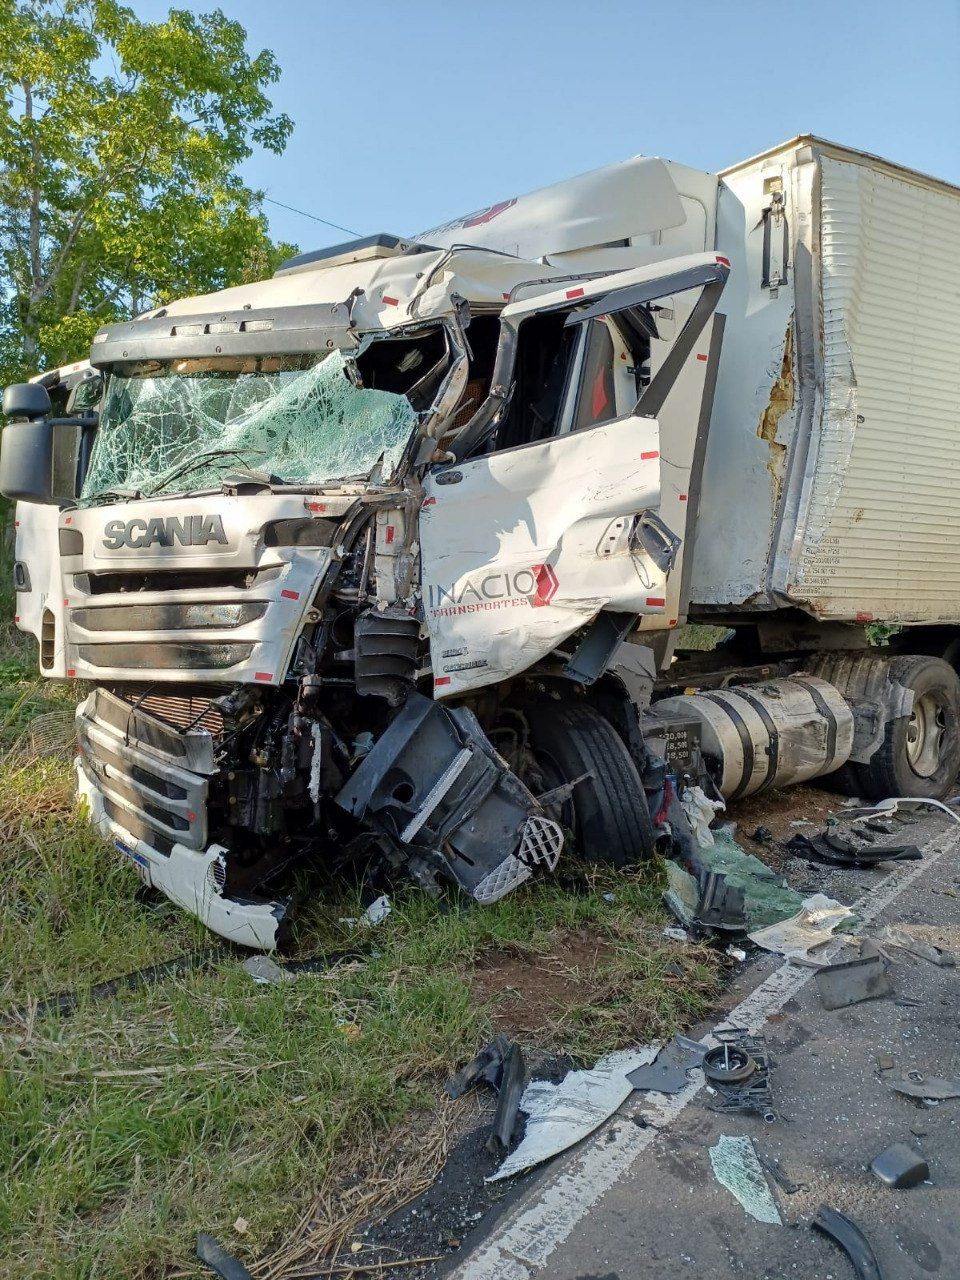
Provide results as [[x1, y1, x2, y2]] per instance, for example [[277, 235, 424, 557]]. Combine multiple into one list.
[[905, 692, 948, 778]]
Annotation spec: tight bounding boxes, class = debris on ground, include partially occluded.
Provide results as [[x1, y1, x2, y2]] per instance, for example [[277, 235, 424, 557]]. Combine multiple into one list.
[[196, 1233, 254, 1280], [487, 1042, 526, 1156], [340, 893, 392, 930], [786, 831, 922, 867], [486, 1046, 658, 1182], [747, 893, 857, 961], [751, 825, 774, 844], [664, 830, 805, 937], [814, 955, 892, 1009], [703, 1032, 775, 1121], [879, 924, 956, 967], [869, 1141, 930, 1188], [811, 1204, 884, 1280], [756, 1152, 804, 1195], [886, 1073, 960, 1102], [241, 954, 296, 986], [708, 1135, 782, 1225], [445, 1035, 513, 1100], [625, 1036, 707, 1094]]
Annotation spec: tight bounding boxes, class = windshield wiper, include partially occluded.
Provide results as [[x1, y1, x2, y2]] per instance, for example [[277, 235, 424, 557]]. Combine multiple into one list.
[[146, 448, 268, 497]]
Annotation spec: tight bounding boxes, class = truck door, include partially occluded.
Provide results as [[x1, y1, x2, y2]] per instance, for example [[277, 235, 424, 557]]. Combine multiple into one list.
[[419, 254, 729, 697]]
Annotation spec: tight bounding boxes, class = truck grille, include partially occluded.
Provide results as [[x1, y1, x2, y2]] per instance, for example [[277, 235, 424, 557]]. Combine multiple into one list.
[[77, 687, 216, 854], [112, 685, 225, 736]]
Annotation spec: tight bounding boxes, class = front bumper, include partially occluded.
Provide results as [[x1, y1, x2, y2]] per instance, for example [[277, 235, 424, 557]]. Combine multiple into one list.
[[78, 764, 286, 949], [75, 687, 287, 950]]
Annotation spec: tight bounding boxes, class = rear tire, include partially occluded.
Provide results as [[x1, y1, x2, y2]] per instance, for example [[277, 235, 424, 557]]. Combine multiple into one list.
[[856, 655, 960, 801], [525, 699, 655, 866]]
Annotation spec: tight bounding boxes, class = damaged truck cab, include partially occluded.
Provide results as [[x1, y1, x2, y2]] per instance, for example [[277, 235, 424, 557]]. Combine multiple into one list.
[[9, 137, 960, 949], [1, 217, 727, 948]]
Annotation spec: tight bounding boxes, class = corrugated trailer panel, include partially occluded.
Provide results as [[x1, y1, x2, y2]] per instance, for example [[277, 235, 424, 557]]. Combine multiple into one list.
[[783, 154, 960, 621]]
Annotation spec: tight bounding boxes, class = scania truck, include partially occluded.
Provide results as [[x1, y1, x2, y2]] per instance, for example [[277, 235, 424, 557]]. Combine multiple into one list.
[[4, 135, 959, 948]]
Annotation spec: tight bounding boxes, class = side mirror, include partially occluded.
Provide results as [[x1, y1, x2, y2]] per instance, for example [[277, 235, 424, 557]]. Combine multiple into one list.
[[2, 382, 53, 420], [0, 382, 82, 504]]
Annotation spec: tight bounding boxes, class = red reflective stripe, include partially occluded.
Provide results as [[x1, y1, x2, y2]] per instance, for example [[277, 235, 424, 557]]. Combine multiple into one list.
[[186, 810, 196, 822], [64, 516, 72, 524], [435, 676, 451, 687], [254, 671, 273, 682], [382, 295, 399, 307], [696, 353, 708, 361], [385, 525, 395, 544], [716, 255, 731, 267], [422, 496, 437, 507], [646, 597, 666, 607], [641, 450, 659, 460], [566, 287, 585, 299], [66, 668, 76, 678], [307, 501, 326, 513], [590, 371, 609, 419], [281, 589, 300, 601], [856, 611, 874, 622], [679, 493, 688, 501]]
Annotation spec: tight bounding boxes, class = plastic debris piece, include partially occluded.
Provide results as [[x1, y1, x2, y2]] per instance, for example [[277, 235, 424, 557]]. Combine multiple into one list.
[[663, 925, 690, 942], [880, 924, 955, 967], [870, 1141, 929, 1188], [709, 1135, 782, 1225], [487, 1042, 526, 1155], [815, 956, 892, 1009], [360, 894, 392, 927], [241, 955, 295, 986], [445, 1034, 512, 1100], [811, 1205, 883, 1280], [626, 1036, 706, 1093], [486, 1045, 658, 1182], [786, 832, 921, 867], [680, 785, 725, 848], [887, 1075, 960, 1101], [748, 893, 856, 960], [756, 1153, 803, 1195], [196, 1233, 254, 1280]]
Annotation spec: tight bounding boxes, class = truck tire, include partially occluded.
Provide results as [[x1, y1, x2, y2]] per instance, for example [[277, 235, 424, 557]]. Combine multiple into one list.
[[525, 700, 655, 866], [856, 655, 960, 801]]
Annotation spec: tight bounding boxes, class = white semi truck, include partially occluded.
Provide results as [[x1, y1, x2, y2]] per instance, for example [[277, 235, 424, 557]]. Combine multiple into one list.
[[3, 135, 959, 948]]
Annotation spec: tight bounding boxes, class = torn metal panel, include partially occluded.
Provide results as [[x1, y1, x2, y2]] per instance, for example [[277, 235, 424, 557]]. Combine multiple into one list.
[[756, 323, 793, 498]]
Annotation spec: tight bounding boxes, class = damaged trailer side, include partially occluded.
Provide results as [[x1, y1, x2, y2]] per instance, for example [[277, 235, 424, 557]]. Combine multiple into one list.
[[14, 245, 730, 947]]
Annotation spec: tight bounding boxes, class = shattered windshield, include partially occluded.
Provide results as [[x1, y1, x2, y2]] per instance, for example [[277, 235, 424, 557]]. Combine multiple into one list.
[[80, 349, 419, 502]]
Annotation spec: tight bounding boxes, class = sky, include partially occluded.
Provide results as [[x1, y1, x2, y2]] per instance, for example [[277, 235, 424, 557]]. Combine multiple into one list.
[[132, 0, 960, 254]]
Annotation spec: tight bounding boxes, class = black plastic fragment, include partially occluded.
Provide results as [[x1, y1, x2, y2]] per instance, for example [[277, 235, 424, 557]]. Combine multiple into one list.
[[786, 832, 921, 868], [196, 1233, 254, 1280], [487, 1042, 526, 1155], [2, 948, 221, 1024], [445, 1034, 512, 1100], [870, 1141, 929, 1188], [811, 1204, 883, 1280], [695, 871, 747, 933], [757, 1153, 803, 1195]]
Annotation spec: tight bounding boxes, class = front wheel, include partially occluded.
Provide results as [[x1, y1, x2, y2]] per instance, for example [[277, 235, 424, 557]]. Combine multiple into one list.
[[524, 699, 656, 866]]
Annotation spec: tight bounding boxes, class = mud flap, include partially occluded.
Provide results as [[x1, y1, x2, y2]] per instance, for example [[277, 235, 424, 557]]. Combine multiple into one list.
[[335, 693, 563, 902]]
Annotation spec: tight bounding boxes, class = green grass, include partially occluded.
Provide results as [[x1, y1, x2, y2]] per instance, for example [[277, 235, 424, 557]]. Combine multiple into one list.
[[0, 593, 722, 1279]]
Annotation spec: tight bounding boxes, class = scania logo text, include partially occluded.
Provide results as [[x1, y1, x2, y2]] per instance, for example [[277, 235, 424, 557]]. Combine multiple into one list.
[[102, 514, 228, 550]]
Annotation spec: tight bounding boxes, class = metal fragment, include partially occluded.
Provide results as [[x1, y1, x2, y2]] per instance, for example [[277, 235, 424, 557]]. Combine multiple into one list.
[[814, 956, 892, 1010]]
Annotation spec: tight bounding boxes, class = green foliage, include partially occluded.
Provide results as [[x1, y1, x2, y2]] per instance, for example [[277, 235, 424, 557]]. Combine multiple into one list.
[[0, 0, 296, 381]]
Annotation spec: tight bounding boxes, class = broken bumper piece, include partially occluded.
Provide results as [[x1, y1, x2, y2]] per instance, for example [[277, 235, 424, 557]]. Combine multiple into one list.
[[76, 762, 287, 951], [336, 692, 563, 902]]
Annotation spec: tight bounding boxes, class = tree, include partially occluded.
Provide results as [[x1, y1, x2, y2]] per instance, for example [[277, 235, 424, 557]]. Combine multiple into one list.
[[0, 0, 296, 381]]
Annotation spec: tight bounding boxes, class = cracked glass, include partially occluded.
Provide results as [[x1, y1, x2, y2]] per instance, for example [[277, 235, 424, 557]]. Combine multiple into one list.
[[80, 349, 418, 502]]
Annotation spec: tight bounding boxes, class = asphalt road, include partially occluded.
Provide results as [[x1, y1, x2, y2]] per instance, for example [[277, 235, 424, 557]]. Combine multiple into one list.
[[450, 812, 960, 1280]]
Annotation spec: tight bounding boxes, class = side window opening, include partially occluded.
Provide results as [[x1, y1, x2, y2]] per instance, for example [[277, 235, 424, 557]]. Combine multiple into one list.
[[494, 310, 578, 452]]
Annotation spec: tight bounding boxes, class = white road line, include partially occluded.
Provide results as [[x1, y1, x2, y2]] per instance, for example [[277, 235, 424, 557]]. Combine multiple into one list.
[[455, 829, 958, 1280]]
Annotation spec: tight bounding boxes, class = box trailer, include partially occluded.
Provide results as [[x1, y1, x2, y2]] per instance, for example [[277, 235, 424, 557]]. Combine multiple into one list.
[[3, 136, 958, 947]]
